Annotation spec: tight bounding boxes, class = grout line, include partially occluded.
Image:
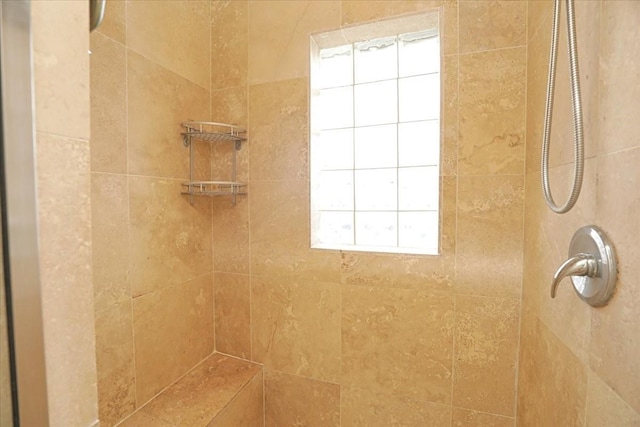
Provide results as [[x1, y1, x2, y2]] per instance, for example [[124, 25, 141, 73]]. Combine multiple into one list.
[[451, 4, 460, 417], [513, 0, 529, 420], [126, 46, 210, 93], [130, 271, 214, 301], [122, 3, 138, 414], [34, 130, 89, 144], [450, 405, 516, 420], [457, 43, 528, 57]]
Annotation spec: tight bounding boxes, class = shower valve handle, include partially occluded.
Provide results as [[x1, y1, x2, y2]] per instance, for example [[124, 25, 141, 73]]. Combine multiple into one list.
[[550, 253, 597, 298], [549, 225, 617, 307]]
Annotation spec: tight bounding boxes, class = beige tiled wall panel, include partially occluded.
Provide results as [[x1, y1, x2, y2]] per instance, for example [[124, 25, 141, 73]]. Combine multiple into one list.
[[458, 47, 526, 176], [132, 274, 214, 404], [31, 0, 99, 424], [520, 0, 640, 424], [211, 0, 248, 90], [341, 386, 451, 426], [458, 1, 526, 54], [214, 272, 251, 358], [264, 370, 340, 427], [248, 1, 341, 84], [128, 176, 212, 297], [92, 173, 130, 313], [90, 32, 127, 174], [95, 301, 136, 426], [251, 277, 341, 382], [210, 0, 529, 424], [342, 286, 454, 404], [127, 1, 211, 88], [90, 3, 215, 422]]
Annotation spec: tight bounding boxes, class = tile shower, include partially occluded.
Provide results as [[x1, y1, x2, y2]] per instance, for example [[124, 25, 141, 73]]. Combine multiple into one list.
[[81, 0, 640, 426]]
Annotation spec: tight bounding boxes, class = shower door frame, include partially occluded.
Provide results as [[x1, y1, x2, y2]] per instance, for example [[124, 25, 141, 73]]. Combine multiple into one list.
[[0, 0, 51, 425]]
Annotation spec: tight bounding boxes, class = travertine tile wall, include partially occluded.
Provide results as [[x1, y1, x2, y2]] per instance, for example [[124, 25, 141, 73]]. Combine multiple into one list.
[[30, 1, 100, 426], [211, 1, 527, 425], [90, 2, 214, 425], [519, 1, 640, 425]]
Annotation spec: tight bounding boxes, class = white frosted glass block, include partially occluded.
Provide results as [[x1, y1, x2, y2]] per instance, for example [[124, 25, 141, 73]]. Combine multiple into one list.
[[319, 45, 353, 88], [398, 121, 440, 167], [399, 32, 440, 77], [355, 212, 397, 246], [398, 166, 439, 211], [318, 211, 354, 245], [318, 86, 353, 129], [355, 80, 397, 127], [399, 74, 440, 122], [314, 129, 354, 170], [318, 170, 354, 210], [355, 168, 397, 211], [398, 211, 439, 250], [354, 37, 398, 84], [355, 124, 397, 169]]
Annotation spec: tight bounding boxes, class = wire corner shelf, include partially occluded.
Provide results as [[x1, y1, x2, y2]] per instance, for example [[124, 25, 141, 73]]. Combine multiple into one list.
[[180, 121, 247, 205]]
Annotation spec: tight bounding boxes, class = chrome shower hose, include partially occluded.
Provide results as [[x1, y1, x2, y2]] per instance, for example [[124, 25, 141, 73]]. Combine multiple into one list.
[[541, 0, 584, 214]]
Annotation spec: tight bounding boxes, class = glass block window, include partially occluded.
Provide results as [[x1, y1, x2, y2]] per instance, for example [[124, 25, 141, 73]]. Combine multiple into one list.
[[310, 13, 441, 255]]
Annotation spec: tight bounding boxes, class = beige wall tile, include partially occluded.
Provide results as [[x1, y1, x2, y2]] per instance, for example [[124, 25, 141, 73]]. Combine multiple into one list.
[[248, 1, 341, 84], [459, 1, 526, 54], [97, 0, 126, 44], [517, 315, 587, 426], [453, 295, 520, 416], [458, 47, 526, 175], [214, 273, 251, 359], [32, 0, 90, 140], [586, 370, 640, 427], [527, 0, 552, 42], [210, 371, 264, 427], [341, 0, 442, 26], [442, 55, 458, 177], [90, 32, 127, 173], [456, 175, 524, 298], [340, 249, 453, 291], [341, 386, 451, 426], [210, 87, 249, 189], [342, 285, 453, 404], [129, 176, 212, 297], [132, 274, 214, 405], [443, 0, 459, 56], [251, 277, 341, 382], [95, 301, 136, 427], [531, 160, 596, 364], [249, 78, 308, 181], [211, 0, 248, 90], [591, 148, 640, 413], [212, 196, 250, 274], [264, 370, 339, 427], [452, 408, 515, 427], [249, 180, 341, 281], [127, 0, 210, 88], [542, 0, 599, 169], [598, 0, 640, 154], [211, 86, 248, 128], [35, 132, 98, 426], [127, 51, 209, 180], [524, 15, 550, 174], [92, 173, 130, 313]]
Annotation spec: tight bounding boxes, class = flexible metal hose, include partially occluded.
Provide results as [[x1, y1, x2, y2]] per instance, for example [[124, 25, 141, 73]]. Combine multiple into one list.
[[541, 0, 584, 214]]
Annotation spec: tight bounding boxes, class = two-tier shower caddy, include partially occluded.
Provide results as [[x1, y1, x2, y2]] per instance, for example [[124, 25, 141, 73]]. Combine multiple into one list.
[[180, 121, 246, 205]]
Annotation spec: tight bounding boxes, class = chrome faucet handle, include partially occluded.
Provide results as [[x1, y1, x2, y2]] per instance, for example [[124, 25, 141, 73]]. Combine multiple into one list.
[[550, 225, 617, 307], [550, 253, 597, 298]]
